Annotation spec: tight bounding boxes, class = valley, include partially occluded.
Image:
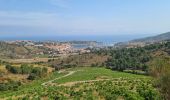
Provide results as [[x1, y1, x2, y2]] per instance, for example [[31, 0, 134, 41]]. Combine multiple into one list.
[[0, 33, 170, 100], [0, 0, 170, 99]]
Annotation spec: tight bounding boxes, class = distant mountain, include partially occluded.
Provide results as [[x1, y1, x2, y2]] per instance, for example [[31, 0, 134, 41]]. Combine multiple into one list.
[[115, 32, 170, 48], [131, 32, 170, 43]]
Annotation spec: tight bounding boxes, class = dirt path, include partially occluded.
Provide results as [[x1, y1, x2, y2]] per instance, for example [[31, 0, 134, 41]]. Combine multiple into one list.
[[42, 70, 126, 87], [41, 70, 76, 86]]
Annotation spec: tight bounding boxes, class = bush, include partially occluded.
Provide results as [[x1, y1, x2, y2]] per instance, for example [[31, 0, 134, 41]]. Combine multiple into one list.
[[6, 65, 21, 74], [27, 73, 37, 80], [149, 57, 170, 99], [27, 67, 48, 80], [20, 64, 33, 74], [0, 81, 21, 91], [159, 72, 170, 100], [5, 64, 48, 80]]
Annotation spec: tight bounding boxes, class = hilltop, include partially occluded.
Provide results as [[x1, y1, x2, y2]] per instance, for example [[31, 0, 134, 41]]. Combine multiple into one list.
[[131, 32, 170, 43], [115, 32, 170, 48]]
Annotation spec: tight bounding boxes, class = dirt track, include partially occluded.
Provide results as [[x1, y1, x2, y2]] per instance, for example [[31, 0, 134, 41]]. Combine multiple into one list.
[[41, 70, 76, 86], [42, 70, 123, 87]]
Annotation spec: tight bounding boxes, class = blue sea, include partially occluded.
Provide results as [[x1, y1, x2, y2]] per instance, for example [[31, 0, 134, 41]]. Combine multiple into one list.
[[0, 34, 154, 43]]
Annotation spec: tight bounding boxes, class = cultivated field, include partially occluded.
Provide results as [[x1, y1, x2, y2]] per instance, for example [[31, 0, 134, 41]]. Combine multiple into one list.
[[0, 67, 161, 100]]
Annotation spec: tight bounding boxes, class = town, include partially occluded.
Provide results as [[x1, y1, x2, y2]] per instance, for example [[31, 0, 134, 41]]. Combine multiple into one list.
[[4, 40, 95, 58]]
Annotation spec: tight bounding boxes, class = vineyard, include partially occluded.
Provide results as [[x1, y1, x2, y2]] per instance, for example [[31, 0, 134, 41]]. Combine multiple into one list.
[[0, 67, 162, 100]]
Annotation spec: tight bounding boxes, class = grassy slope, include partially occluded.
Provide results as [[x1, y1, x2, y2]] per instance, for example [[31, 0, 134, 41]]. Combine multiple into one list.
[[0, 71, 67, 98], [54, 67, 149, 84], [0, 67, 151, 99]]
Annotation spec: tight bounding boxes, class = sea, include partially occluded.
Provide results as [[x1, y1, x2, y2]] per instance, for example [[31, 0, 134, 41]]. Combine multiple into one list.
[[0, 34, 154, 49], [0, 34, 152, 43]]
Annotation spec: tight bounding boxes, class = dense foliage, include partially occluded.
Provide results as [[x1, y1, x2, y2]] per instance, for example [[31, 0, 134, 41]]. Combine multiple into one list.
[[0, 80, 21, 91], [6, 64, 48, 80], [106, 47, 150, 72], [105, 41, 170, 73]]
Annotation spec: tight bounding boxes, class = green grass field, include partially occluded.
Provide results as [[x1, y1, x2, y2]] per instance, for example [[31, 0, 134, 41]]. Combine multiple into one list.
[[0, 67, 160, 100], [54, 67, 149, 84]]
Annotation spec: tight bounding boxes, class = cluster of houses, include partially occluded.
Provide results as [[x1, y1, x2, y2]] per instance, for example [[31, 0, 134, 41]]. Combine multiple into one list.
[[5, 40, 91, 57]]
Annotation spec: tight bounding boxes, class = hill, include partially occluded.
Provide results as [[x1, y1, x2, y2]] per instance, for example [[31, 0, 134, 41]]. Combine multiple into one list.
[[131, 32, 170, 43], [0, 41, 48, 59], [1, 40, 169, 99], [115, 32, 170, 48]]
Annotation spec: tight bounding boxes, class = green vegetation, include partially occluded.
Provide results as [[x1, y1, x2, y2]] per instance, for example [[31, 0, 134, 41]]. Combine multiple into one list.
[[93, 41, 170, 99], [54, 67, 148, 84], [149, 56, 170, 100], [19, 79, 161, 100], [106, 47, 150, 72], [1, 40, 170, 99], [0, 71, 66, 99], [50, 53, 108, 69], [0, 67, 161, 100], [0, 80, 21, 91], [5, 64, 48, 80], [105, 41, 170, 72]]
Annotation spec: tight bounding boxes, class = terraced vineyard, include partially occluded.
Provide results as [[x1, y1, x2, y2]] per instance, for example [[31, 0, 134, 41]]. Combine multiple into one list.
[[0, 67, 161, 100]]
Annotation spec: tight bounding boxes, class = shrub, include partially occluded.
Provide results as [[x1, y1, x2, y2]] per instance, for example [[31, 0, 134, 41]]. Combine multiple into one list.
[[0, 81, 21, 91], [6, 65, 21, 74], [27, 73, 37, 80]]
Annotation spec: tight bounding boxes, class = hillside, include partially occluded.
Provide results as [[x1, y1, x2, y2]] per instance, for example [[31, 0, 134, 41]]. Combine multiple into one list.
[[1, 41, 170, 99], [115, 32, 170, 48], [0, 42, 48, 59], [0, 67, 158, 100], [131, 32, 170, 43]]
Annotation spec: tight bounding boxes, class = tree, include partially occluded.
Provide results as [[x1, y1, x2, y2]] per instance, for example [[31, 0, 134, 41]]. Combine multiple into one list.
[[20, 64, 33, 74]]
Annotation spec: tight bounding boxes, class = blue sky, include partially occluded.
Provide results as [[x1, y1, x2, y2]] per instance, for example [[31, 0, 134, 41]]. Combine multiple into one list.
[[0, 0, 170, 38]]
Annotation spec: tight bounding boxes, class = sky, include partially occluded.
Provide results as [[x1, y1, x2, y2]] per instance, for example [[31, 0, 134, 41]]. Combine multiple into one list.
[[0, 0, 170, 40]]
